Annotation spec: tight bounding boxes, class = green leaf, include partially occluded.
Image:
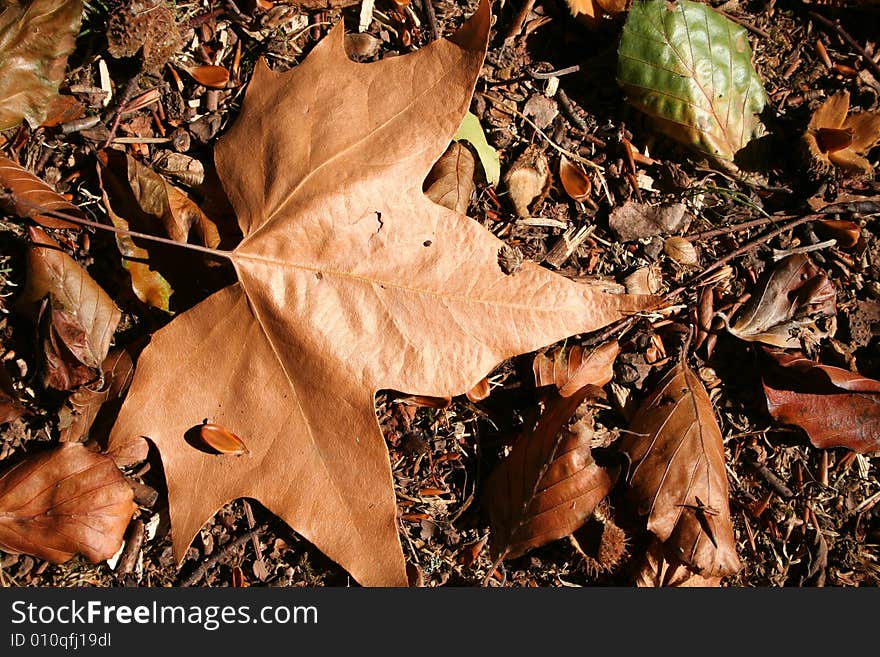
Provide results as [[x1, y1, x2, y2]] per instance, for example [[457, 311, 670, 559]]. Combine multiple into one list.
[[453, 111, 500, 186], [617, 0, 766, 164], [0, 0, 83, 130]]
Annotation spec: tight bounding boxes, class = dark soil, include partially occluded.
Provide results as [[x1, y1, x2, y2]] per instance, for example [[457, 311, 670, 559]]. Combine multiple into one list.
[[1, 0, 879, 587]]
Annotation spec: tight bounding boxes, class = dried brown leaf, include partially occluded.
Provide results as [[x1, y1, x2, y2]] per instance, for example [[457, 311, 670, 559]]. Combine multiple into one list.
[[619, 359, 741, 577], [729, 254, 836, 349], [635, 537, 722, 587], [59, 349, 134, 443], [486, 390, 615, 560], [0, 366, 26, 424], [533, 340, 620, 397], [107, 0, 652, 586], [424, 142, 475, 215], [20, 228, 122, 390], [608, 201, 691, 241], [0, 155, 82, 229], [761, 349, 880, 453], [0, 0, 83, 130], [0, 443, 136, 563]]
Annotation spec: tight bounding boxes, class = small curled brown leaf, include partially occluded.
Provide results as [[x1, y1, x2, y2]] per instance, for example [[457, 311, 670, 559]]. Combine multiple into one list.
[[0, 155, 81, 229], [533, 340, 619, 397]]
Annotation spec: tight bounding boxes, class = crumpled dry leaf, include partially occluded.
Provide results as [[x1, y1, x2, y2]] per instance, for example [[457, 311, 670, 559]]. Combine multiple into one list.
[[619, 358, 741, 577], [533, 340, 620, 397], [424, 142, 475, 215], [59, 349, 134, 443], [0, 443, 136, 563], [486, 389, 615, 561], [0, 0, 83, 130], [635, 537, 722, 587], [608, 201, 692, 242], [760, 349, 880, 453], [728, 254, 836, 349], [107, 0, 651, 586], [803, 91, 880, 177], [0, 155, 81, 229], [617, 0, 766, 166], [19, 228, 121, 390]]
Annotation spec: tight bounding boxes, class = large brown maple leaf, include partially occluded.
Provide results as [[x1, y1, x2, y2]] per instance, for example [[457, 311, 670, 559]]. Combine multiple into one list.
[[108, 1, 649, 586]]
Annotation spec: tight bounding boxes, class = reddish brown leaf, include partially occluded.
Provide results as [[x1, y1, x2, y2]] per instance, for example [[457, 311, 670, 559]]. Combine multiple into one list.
[[19, 228, 122, 390], [59, 349, 134, 443], [533, 340, 619, 397], [728, 254, 836, 349], [106, 0, 650, 586], [761, 350, 880, 453], [0, 155, 82, 229], [0, 443, 136, 563], [0, 0, 83, 130], [486, 389, 615, 561], [0, 366, 26, 424], [635, 537, 722, 587], [40, 93, 85, 128], [424, 142, 475, 216], [619, 359, 741, 577], [558, 156, 591, 202]]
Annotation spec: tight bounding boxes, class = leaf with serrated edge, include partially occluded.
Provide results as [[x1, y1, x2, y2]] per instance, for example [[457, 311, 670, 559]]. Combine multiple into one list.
[[619, 359, 740, 577], [617, 0, 766, 163], [0, 443, 136, 563], [486, 388, 614, 561], [107, 1, 650, 586], [0, 0, 83, 130]]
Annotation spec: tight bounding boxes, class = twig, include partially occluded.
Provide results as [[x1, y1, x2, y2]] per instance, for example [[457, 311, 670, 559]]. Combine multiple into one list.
[[504, 0, 536, 42], [115, 520, 145, 577], [809, 11, 880, 81], [101, 73, 142, 149], [529, 65, 579, 80], [718, 10, 770, 39], [419, 0, 440, 41], [556, 90, 607, 148], [684, 214, 792, 242], [745, 458, 794, 499], [180, 524, 269, 586]]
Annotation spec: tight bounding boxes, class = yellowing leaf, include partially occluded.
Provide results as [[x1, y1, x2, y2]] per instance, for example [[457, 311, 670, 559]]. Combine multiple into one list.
[[453, 111, 500, 185]]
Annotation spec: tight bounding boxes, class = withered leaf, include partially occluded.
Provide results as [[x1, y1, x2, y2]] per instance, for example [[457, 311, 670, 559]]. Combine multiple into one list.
[[608, 201, 691, 242], [0, 155, 82, 229], [424, 142, 475, 216], [761, 349, 880, 453], [635, 537, 722, 587], [533, 340, 619, 397], [20, 228, 121, 390], [729, 254, 836, 349], [0, 443, 136, 563], [0, 366, 26, 424], [107, 0, 651, 586], [59, 349, 134, 443], [486, 388, 615, 561], [619, 359, 741, 577], [0, 0, 83, 130]]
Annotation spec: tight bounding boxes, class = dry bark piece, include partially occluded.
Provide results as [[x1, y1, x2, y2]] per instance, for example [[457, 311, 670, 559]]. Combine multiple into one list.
[[619, 359, 741, 577], [558, 156, 591, 201], [0, 0, 83, 130], [635, 537, 722, 587], [803, 91, 880, 176], [0, 443, 136, 563], [505, 145, 550, 217], [761, 349, 880, 453], [486, 391, 615, 561], [19, 228, 122, 390], [107, 0, 652, 587], [533, 340, 620, 397], [0, 155, 82, 229], [106, 0, 183, 73], [728, 254, 836, 349], [424, 142, 475, 215], [59, 349, 134, 443], [608, 201, 691, 241]]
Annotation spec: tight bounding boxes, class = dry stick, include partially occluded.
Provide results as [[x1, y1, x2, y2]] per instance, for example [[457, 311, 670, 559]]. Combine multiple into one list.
[[180, 524, 269, 586], [585, 214, 819, 347], [419, 0, 440, 42], [684, 214, 793, 242], [102, 73, 143, 149], [809, 11, 880, 81]]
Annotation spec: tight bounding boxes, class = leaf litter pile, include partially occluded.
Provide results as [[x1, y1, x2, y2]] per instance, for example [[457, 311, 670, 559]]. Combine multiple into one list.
[[0, 0, 879, 588]]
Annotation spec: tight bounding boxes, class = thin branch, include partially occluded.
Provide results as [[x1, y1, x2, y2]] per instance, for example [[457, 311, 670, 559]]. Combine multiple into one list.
[[809, 11, 880, 81]]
